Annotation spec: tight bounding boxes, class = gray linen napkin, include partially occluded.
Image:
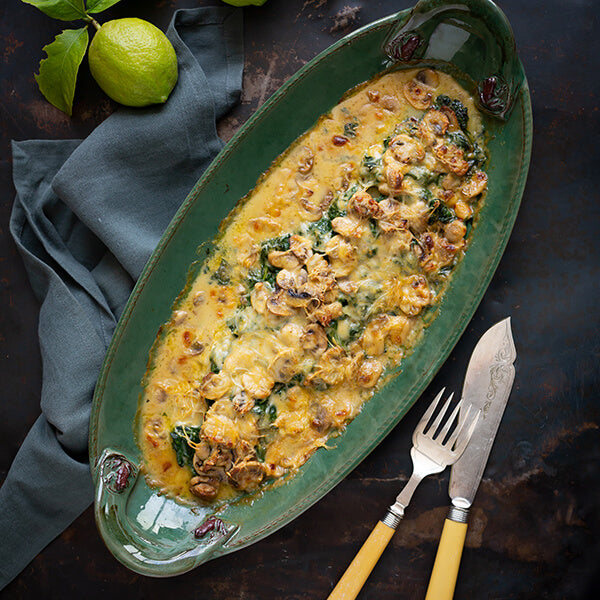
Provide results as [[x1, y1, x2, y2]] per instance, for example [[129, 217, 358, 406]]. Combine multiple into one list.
[[0, 6, 243, 590]]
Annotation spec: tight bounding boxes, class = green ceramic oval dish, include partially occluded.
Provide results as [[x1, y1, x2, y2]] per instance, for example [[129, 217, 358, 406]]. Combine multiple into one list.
[[90, 0, 532, 577]]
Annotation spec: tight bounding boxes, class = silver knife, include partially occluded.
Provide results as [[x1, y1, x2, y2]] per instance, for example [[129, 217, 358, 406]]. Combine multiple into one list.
[[425, 317, 517, 600]]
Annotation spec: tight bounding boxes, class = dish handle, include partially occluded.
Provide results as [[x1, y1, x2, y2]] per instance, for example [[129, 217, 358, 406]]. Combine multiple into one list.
[[93, 449, 238, 577], [384, 0, 521, 120]]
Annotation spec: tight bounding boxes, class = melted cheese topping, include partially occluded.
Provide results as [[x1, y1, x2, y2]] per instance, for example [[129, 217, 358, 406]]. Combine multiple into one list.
[[137, 68, 487, 504]]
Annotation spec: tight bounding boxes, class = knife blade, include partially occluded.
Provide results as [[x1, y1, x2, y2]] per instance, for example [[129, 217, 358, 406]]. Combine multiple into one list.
[[425, 317, 516, 600]]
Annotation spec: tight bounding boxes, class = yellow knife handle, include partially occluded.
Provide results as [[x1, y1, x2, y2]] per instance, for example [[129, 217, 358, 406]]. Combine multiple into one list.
[[327, 518, 397, 600], [425, 508, 469, 600]]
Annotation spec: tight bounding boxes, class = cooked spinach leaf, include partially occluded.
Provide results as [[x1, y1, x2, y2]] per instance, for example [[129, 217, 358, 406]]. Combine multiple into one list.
[[260, 234, 291, 258], [344, 120, 359, 138], [326, 317, 363, 348], [308, 200, 347, 249], [246, 234, 291, 288], [435, 94, 469, 131], [211, 258, 231, 285], [445, 130, 471, 152], [362, 154, 381, 173], [267, 404, 278, 422], [171, 425, 201, 468], [255, 444, 266, 462], [428, 198, 456, 224]]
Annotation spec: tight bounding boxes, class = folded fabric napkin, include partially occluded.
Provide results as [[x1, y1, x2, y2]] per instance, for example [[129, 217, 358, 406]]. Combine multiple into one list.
[[1, 6, 243, 590]]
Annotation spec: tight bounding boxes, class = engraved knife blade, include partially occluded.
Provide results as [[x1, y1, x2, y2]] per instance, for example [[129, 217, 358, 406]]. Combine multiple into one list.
[[449, 316, 517, 510]]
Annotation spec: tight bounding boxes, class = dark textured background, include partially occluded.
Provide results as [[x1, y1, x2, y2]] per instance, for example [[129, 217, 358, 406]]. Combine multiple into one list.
[[1, 1, 599, 598]]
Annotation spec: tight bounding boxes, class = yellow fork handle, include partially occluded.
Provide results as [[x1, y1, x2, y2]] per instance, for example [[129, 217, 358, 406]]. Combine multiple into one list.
[[425, 517, 468, 600], [327, 520, 396, 600]]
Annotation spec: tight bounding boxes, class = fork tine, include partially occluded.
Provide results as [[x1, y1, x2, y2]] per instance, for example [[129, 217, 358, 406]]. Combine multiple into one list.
[[436, 396, 463, 442], [456, 407, 481, 453], [419, 388, 445, 427], [427, 392, 454, 436], [452, 406, 481, 454], [445, 404, 472, 448]]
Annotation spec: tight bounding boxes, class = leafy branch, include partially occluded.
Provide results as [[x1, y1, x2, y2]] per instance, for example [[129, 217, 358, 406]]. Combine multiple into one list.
[[22, 0, 123, 115]]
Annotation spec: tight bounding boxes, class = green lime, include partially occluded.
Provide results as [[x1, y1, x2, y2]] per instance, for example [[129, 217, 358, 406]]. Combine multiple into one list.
[[88, 18, 178, 107]]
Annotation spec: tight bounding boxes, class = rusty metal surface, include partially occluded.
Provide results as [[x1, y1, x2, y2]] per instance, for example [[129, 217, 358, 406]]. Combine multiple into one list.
[[1, 0, 599, 598]]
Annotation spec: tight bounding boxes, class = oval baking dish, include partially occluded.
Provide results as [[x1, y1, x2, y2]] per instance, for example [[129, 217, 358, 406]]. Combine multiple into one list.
[[90, 0, 532, 577]]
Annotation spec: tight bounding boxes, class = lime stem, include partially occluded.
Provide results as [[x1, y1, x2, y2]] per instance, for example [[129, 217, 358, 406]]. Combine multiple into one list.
[[86, 15, 101, 31]]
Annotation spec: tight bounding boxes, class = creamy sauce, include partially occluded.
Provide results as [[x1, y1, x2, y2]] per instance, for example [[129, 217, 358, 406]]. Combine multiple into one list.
[[137, 68, 487, 505]]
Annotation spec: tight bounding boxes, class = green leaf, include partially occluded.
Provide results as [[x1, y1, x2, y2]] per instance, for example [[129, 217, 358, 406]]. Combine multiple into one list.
[[22, 0, 88, 21], [85, 0, 122, 14], [170, 425, 201, 469], [34, 27, 89, 116]]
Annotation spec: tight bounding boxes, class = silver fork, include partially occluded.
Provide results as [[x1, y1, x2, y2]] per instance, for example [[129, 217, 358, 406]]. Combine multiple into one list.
[[327, 389, 480, 600]]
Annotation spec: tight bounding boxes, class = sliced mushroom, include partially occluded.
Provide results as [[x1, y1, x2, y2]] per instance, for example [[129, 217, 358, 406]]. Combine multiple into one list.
[[276, 268, 299, 291], [172, 310, 188, 325], [380, 94, 400, 112], [231, 391, 255, 414], [305, 347, 347, 387], [331, 215, 365, 238], [190, 475, 219, 500], [300, 323, 328, 356], [421, 109, 450, 137], [417, 118, 437, 148], [439, 105, 460, 132], [437, 188, 457, 207], [434, 143, 470, 176], [200, 446, 234, 472], [359, 314, 412, 357], [297, 146, 314, 174], [200, 371, 231, 400], [375, 198, 408, 233], [399, 274, 432, 316], [192, 441, 212, 474], [367, 89, 380, 103], [250, 282, 270, 314], [192, 291, 206, 306], [382, 164, 404, 196], [460, 171, 488, 198], [387, 134, 426, 164], [304, 254, 337, 295], [444, 219, 467, 244], [285, 287, 318, 309], [307, 301, 343, 328], [454, 200, 472, 220], [240, 369, 275, 400], [289, 234, 313, 263], [266, 290, 295, 317], [305, 253, 331, 277], [201, 405, 240, 449], [300, 195, 325, 221], [348, 190, 382, 219], [359, 315, 389, 356], [310, 404, 332, 433], [403, 79, 434, 110], [356, 358, 384, 388], [385, 315, 412, 345], [325, 235, 358, 278], [268, 249, 302, 270], [228, 460, 265, 491], [234, 440, 259, 463], [415, 69, 440, 88], [268, 348, 302, 383], [442, 172, 462, 190]]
